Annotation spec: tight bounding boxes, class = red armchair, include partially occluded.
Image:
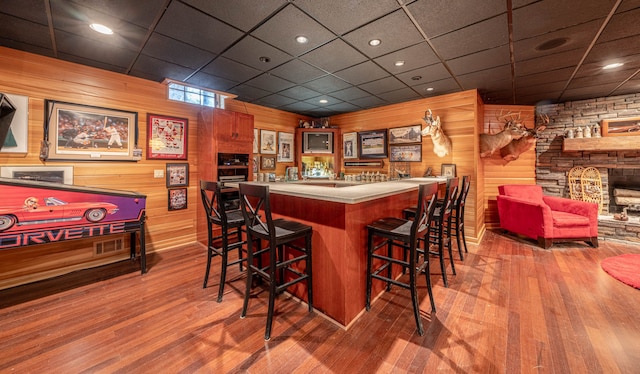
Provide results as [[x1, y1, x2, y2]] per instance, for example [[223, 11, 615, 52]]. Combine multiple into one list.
[[497, 184, 598, 249]]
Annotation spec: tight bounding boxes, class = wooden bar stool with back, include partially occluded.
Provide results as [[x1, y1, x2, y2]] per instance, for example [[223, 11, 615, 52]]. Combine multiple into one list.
[[365, 182, 439, 336], [200, 180, 249, 302], [238, 183, 313, 341]]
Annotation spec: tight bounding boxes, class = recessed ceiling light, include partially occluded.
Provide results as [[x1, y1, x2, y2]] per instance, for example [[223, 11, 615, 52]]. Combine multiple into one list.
[[89, 23, 113, 35], [394, 60, 405, 67], [369, 39, 381, 46], [425, 87, 434, 92], [603, 62, 624, 70], [295, 35, 308, 44], [319, 99, 328, 104], [259, 56, 271, 63]]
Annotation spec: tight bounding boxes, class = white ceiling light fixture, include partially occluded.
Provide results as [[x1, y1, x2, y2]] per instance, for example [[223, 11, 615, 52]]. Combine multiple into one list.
[[425, 87, 434, 92], [319, 99, 328, 104], [295, 35, 308, 44], [89, 23, 113, 35], [394, 60, 405, 67], [602, 62, 624, 70], [368, 39, 381, 46]]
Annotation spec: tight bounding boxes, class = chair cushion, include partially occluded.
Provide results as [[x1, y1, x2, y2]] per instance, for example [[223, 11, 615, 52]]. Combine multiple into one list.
[[551, 211, 590, 228]]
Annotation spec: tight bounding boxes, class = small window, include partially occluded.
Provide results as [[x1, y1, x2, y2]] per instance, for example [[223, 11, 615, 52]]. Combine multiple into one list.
[[167, 81, 226, 108]]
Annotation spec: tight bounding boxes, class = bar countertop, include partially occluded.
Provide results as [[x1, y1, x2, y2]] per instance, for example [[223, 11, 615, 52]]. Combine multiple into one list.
[[226, 177, 448, 204]]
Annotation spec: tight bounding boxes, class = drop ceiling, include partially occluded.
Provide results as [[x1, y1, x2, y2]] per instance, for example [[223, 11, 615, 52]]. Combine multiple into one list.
[[1, 0, 639, 117]]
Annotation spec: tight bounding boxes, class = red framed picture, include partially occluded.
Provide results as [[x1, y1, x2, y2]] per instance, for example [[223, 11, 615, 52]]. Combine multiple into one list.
[[147, 113, 188, 160]]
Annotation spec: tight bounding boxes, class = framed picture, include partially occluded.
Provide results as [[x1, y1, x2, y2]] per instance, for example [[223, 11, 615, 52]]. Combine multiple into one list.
[[166, 163, 189, 187], [441, 163, 457, 177], [1, 165, 73, 184], [44, 100, 138, 161], [358, 130, 388, 159], [601, 117, 640, 137], [147, 113, 188, 160], [261, 155, 276, 170], [388, 124, 422, 144], [343, 132, 358, 159], [277, 132, 294, 162], [260, 129, 277, 154], [253, 128, 259, 153], [252, 155, 259, 173], [0, 92, 28, 154], [168, 188, 188, 211], [390, 144, 422, 162]]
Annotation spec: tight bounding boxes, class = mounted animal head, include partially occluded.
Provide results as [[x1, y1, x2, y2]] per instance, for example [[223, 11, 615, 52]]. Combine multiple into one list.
[[421, 109, 452, 157], [499, 114, 549, 161], [479, 109, 528, 158]]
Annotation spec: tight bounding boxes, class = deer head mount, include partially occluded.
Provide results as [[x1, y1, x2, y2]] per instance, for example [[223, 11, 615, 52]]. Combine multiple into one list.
[[499, 114, 549, 161], [479, 109, 529, 158], [421, 109, 452, 157]]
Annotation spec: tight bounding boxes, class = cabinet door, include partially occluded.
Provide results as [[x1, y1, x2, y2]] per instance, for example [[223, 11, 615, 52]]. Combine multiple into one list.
[[234, 112, 254, 142], [213, 109, 237, 143]]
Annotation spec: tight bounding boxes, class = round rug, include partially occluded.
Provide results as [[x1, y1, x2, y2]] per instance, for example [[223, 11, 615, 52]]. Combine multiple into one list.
[[601, 254, 640, 289]]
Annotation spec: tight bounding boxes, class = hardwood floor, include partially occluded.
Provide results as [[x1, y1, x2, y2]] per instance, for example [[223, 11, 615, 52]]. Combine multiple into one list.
[[1, 230, 639, 373]]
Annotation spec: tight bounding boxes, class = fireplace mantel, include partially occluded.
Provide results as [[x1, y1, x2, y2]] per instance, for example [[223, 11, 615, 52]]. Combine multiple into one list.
[[563, 137, 639, 152]]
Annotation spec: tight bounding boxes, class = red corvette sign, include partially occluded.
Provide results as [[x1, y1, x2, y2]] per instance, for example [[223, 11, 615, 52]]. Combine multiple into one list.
[[0, 177, 146, 250]]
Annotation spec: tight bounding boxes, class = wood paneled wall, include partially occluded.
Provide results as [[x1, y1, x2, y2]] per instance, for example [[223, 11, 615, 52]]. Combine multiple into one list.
[[0, 48, 301, 289], [482, 104, 536, 228], [332, 90, 485, 243]]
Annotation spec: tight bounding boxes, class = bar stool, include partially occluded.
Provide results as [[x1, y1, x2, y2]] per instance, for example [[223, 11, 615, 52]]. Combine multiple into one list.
[[404, 177, 458, 287], [451, 176, 471, 260], [200, 180, 248, 302], [366, 183, 438, 336], [238, 183, 313, 341]]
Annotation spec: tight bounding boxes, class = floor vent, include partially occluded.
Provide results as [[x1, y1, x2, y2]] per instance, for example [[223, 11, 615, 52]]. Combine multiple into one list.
[[94, 237, 124, 256]]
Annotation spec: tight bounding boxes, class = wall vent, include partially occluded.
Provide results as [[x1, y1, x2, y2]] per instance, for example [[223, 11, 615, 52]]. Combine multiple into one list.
[[94, 237, 124, 256]]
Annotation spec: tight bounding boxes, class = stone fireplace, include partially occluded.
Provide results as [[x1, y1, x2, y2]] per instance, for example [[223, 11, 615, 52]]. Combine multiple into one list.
[[535, 93, 640, 243], [608, 169, 640, 215]]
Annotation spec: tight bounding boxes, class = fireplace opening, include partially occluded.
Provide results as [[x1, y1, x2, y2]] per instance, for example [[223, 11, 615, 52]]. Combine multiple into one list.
[[608, 169, 640, 216]]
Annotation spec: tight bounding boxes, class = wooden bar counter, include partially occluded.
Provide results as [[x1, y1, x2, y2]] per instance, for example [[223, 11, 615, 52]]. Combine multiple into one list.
[[229, 177, 447, 328]]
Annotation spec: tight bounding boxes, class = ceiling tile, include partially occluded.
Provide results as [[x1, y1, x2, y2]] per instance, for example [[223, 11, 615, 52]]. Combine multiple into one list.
[[130, 54, 195, 81], [325, 101, 362, 113], [373, 42, 439, 74], [243, 73, 296, 93], [334, 61, 390, 85], [350, 95, 388, 109], [270, 59, 327, 84], [200, 57, 261, 83], [253, 94, 298, 107], [227, 85, 271, 102], [342, 10, 425, 59], [142, 33, 215, 69], [303, 75, 352, 93], [55, 30, 138, 68], [516, 49, 584, 76], [513, 20, 600, 61], [447, 45, 511, 76], [512, 0, 618, 40], [65, 0, 164, 28], [3, 0, 48, 24], [186, 71, 238, 91], [223, 35, 293, 71], [0, 15, 52, 50], [457, 65, 512, 91], [299, 38, 367, 73], [407, 0, 506, 38], [413, 78, 461, 97], [430, 15, 509, 61], [251, 5, 336, 57], [293, 0, 400, 35], [155, 1, 243, 54], [395, 64, 452, 86], [377, 87, 422, 104], [329, 86, 372, 101], [278, 86, 323, 100], [358, 76, 406, 95], [279, 101, 320, 113], [183, 0, 286, 32]]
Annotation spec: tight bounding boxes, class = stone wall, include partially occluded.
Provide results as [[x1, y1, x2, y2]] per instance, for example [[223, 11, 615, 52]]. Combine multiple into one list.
[[535, 93, 640, 242]]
